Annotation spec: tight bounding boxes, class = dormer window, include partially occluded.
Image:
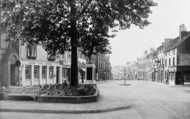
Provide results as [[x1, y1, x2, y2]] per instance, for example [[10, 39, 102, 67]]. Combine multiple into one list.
[[26, 43, 37, 59]]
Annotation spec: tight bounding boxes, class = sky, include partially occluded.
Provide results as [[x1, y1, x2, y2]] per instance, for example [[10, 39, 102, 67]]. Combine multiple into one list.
[[110, 0, 190, 66]]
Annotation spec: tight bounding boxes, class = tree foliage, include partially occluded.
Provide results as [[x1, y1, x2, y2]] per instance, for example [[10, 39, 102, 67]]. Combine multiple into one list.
[[1, 0, 156, 86], [1, 0, 156, 54]]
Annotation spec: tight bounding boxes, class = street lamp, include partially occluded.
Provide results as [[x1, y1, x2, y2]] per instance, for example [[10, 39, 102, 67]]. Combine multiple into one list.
[[123, 67, 127, 85]]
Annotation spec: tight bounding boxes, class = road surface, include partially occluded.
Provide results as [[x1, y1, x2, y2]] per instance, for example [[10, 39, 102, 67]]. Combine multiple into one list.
[[1, 80, 190, 119]]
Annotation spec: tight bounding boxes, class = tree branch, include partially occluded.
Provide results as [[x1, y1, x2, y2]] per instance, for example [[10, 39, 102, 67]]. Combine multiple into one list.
[[76, 0, 93, 19]]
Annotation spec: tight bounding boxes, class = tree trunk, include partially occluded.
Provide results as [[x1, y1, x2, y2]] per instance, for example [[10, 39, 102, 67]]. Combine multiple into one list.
[[70, 0, 78, 87], [70, 38, 78, 86]]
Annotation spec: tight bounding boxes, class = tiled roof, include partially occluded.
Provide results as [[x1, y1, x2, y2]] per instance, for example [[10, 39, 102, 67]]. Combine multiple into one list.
[[157, 45, 163, 51], [164, 32, 190, 52]]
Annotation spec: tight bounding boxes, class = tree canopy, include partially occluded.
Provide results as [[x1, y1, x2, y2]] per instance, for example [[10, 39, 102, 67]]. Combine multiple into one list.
[[1, 0, 156, 86]]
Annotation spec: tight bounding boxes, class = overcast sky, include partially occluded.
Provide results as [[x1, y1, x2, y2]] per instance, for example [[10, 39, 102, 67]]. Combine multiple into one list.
[[110, 0, 190, 66]]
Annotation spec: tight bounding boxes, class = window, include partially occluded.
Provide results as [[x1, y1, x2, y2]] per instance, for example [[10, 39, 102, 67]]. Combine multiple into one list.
[[165, 59, 167, 67], [27, 44, 37, 59], [25, 65, 32, 79], [169, 58, 171, 66], [177, 55, 180, 65], [62, 68, 67, 78], [34, 65, 40, 79], [173, 57, 175, 66], [0, 33, 9, 48], [42, 66, 47, 79], [63, 53, 67, 64], [49, 66, 54, 79]]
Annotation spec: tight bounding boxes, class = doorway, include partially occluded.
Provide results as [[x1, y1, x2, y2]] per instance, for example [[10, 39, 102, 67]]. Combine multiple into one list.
[[10, 63, 20, 86], [56, 67, 60, 84]]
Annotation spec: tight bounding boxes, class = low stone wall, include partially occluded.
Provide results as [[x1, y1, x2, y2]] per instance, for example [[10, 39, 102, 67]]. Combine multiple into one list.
[[7, 94, 36, 101], [5, 85, 100, 103], [0, 89, 8, 100], [37, 88, 99, 103]]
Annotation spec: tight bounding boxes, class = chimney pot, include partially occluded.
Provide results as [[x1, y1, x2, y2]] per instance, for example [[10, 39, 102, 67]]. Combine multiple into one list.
[[179, 24, 187, 32], [179, 24, 188, 40]]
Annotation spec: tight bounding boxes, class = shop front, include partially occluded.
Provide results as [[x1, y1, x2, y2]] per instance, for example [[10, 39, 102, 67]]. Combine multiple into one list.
[[177, 66, 190, 84]]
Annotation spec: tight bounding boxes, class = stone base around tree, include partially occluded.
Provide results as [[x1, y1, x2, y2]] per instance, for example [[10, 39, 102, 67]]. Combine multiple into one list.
[[0, 88, 8, 100], [37, 83, 99, 103], [4, 84, 100, 103], [37, 89, 99, 103]]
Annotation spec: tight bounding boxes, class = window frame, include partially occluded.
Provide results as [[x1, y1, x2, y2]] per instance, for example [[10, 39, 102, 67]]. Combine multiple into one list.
[[173, 57, 175, 66], [26, 43, 37, 59], [42, 66, 47, 79], [25, 65, 32, 80], [49, 66, 54, 79], [34, 65, 40, 79]]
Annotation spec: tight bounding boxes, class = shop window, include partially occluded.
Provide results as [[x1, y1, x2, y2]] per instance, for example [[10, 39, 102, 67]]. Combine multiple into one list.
[[27, 44, 37, 59], [25, 65, 32, 80], [49, 66, 54, 79], [34, 65, 40, 79], [42, 66, 47, 79]]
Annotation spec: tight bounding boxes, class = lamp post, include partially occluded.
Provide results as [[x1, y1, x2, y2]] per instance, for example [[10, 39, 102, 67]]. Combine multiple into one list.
[[123, 67, 127, 85]]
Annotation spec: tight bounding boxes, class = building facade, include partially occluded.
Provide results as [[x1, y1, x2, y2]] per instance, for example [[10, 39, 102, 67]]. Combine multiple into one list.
[[0, 35, 72, 87], [152, 24, 190, 85], [93, 54, 112, 81], [1, 29, 115, 87], [0, 29, 92, 87], [152, 44, 165, 82]]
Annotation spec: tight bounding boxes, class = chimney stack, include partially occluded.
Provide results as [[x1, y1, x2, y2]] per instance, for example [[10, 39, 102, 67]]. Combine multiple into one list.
[[179, 24, 188, 40], [164, 38, 172, 43]]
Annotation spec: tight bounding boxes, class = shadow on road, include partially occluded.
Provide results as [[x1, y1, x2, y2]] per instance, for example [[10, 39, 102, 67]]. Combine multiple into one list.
[[120, 84, 131, 86]]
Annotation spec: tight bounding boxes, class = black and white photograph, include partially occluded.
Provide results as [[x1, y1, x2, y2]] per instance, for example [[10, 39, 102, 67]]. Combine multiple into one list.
[[0, 0, 190, 119]]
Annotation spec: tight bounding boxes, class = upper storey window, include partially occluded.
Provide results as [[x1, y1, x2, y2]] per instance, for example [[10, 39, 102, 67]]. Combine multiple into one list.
[[26, 43, 37, 59]]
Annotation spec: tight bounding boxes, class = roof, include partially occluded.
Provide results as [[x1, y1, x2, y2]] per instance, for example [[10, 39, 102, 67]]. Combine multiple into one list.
[[157, 45, 163, 51], [164, 32, 190, 52]]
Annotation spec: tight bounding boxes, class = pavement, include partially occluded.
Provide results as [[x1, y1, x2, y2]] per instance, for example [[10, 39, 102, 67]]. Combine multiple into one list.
[[1, 80, 190, 119]]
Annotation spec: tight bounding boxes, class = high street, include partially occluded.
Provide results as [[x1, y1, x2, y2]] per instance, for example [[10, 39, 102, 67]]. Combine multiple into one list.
[[1, 80, 190, 119]]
